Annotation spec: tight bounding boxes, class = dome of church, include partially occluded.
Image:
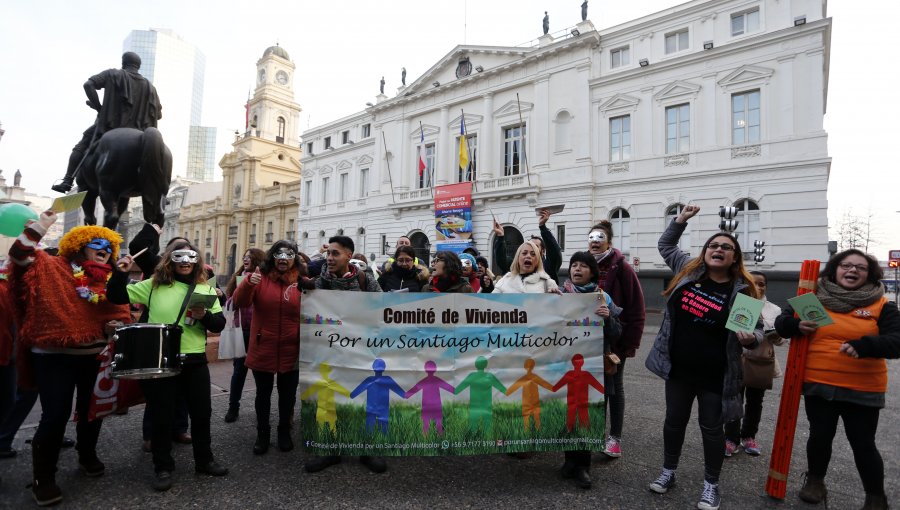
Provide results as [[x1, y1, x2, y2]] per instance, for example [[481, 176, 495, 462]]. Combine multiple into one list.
[[263, 44, 290, 60]]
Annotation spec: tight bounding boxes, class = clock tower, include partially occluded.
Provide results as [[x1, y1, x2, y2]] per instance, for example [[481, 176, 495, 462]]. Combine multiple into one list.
[[248, 43, 301, 146]]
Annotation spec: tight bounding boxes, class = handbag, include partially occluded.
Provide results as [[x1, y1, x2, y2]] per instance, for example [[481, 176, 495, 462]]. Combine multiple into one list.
[[742, 339, 777, 390], [217, 299, 246, 360]]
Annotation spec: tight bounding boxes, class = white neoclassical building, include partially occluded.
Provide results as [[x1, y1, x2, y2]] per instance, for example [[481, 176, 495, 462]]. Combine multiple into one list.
[[298, 0, 831, 306]]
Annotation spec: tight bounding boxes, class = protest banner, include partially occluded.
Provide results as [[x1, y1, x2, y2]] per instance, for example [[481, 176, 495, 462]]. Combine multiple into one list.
[[299, 291, 606, 457]]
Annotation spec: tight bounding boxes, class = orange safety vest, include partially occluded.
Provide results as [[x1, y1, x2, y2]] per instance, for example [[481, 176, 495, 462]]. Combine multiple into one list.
[[804, 297, 889, 393]]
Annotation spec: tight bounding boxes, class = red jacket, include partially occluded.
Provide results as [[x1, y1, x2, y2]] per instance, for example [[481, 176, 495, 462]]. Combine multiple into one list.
[[232, 268, 301, 374], [599, 248, 646, 359]]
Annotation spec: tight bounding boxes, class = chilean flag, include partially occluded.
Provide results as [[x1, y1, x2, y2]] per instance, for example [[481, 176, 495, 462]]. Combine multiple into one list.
[[418, 128, 426, 177]]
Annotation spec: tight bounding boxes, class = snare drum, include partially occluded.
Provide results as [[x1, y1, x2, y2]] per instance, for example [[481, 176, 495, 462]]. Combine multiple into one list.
[[111, 323, 182, 379]]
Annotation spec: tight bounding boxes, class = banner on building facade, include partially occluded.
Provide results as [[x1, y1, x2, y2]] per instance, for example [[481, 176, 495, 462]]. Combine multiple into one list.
[[433, 183, 473, 253], [298, 291, 607, 457]]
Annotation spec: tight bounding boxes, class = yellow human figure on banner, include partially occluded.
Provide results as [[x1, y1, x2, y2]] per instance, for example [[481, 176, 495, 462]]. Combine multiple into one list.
[[300, 363, 351, 430], [505, 358, 554, 431]]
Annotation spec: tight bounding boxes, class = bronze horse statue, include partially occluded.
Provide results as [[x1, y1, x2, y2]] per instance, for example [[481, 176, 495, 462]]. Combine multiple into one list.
[[76, 127, 172, 230]]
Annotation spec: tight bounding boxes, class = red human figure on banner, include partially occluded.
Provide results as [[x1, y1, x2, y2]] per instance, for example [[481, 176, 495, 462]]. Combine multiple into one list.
[[552, 354, 605, 431]]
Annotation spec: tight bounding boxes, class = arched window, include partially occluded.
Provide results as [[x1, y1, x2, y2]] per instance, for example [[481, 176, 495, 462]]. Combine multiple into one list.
[[665, 204, 691, 252], [408, 232, 431, 267], [276, 117, 286, 142], [555, 110, 571, 152], [734, 198, 760, 254], [609, 208, 631, 254], [492, 226, 525, 275]]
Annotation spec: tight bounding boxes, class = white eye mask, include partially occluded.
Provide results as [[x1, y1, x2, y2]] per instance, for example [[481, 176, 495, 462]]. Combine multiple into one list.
[[588, 231, 607, 243]]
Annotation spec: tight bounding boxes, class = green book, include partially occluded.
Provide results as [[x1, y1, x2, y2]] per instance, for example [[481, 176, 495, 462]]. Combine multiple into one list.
[[787, 293, 835, 327], [726, 293, 764, 333]]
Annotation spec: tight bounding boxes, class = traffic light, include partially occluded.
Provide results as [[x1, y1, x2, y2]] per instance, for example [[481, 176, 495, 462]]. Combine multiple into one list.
[[719, 206, 739, 232], [753, 240, 766, 263]]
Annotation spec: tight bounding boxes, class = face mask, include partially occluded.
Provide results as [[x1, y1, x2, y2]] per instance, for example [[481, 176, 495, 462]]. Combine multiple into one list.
[[274, 248, 296, 260], [349, 259, 368, 272], [170, 249, 199, 264], [86, 238, 113, 253], [461, 259, 473, 268], [588, 232, 607, 243]]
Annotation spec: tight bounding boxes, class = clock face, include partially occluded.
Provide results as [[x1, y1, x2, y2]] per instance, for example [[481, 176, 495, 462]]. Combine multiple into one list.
[[276, 70, 289, 85], [257, 69, 266, 84]]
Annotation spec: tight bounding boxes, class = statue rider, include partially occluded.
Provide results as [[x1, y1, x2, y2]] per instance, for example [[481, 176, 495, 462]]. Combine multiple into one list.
[[52, 52, 163, 193]]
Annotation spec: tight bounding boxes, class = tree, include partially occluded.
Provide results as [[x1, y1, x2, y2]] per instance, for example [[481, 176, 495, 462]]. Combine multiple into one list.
[[832, 208, 879, 252]]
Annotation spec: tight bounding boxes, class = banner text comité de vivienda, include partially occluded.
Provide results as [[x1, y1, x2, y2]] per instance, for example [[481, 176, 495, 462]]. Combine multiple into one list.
[[383, 307, 529, 325]]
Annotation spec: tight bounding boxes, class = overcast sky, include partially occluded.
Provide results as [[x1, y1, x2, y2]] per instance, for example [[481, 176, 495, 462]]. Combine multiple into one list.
[[1, 0, 897, 260]]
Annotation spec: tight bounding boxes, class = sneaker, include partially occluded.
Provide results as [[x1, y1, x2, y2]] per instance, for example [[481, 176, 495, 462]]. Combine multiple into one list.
[[603, 436, 622, 458], [32, 478, 63, 506], [195, 460, 229, 476], [697, 480, 721, 510], [649, 469, 677, 494], [741, 437, 761, 456], [152, 471, 173, 492], [724, 439, 740, 457]]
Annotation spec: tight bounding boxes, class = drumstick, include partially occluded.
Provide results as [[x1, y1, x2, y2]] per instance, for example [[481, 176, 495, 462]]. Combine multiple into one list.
[[117, 247, 148, 270]]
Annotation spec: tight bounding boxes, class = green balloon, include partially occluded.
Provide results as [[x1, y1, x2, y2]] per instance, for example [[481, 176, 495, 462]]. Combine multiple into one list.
[[0, 203, 40, 237]]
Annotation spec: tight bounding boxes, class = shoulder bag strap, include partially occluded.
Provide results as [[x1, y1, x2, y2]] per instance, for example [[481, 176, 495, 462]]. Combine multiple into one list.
[[172, 282, 197, 326]]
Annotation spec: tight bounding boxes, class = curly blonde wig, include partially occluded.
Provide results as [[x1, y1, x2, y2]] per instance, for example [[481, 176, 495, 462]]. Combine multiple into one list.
[[57, 225, 122, 261]]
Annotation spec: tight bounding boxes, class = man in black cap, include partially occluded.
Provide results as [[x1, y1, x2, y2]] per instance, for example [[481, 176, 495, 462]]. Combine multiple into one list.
[[52, 52, 163, 193]]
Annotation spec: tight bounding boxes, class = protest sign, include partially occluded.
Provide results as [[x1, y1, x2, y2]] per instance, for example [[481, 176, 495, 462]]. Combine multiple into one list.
[[299, 291, 606, 456]]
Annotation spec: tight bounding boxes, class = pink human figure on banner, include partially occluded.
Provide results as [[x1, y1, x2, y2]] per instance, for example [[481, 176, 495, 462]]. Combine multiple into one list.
[[505, 358, 553, 431], [404, 360, 455, 435], [552, 354, 605, 431]]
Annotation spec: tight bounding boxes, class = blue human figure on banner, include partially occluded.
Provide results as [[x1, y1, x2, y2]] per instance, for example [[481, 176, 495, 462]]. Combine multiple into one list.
[[455, 356, 507, 433], [404, 360, 455, 435], [551, 353, 605, 431], [350, 358, 406, 434]]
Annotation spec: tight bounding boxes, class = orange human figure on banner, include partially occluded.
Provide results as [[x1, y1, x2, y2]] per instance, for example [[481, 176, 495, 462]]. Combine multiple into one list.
[[505, 358, 553, 431], [552, 354, 605, 431]]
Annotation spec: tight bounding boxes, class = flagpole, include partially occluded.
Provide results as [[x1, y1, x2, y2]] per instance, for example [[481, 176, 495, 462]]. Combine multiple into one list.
[[516, 93, 532, 188], [381, 131, 396, 205]]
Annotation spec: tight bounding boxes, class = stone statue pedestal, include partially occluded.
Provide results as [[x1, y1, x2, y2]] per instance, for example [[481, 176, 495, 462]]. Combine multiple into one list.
[[376, 93, 388, 104], [576, 20, 595, 34], [538, 34, 554, 47], [396, 86, 407, 95]]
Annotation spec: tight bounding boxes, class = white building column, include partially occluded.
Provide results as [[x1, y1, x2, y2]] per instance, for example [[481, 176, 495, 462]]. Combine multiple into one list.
[[438, 106, 451, 186], [397, 117, 410, 191], [480, 93, 494, 180], [574, 64, 591, 162], [532, 76, 550, 170], [774, 55, 795, 139]]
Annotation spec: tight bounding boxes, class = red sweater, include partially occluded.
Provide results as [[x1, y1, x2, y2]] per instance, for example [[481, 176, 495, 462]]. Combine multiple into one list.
[[232, 269, 301, 373]]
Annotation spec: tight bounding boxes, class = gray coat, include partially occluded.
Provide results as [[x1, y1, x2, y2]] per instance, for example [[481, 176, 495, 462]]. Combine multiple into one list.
[[645, 220, 762, 422]]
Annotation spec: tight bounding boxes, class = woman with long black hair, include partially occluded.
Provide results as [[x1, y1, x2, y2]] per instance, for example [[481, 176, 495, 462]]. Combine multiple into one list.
[[223, 247, 265, 423]]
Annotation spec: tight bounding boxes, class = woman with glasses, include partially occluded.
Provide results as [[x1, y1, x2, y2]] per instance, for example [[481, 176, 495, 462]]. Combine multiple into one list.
[[585, 220, 645, 459], [108, 242, 228, 492], [378, 245, 430, 292], [422, 252, 472, 293], [222, 248, 266, 423], [233, 241, 305, 455], [645, 205, 761, 510], [775, 250, 900, 510]]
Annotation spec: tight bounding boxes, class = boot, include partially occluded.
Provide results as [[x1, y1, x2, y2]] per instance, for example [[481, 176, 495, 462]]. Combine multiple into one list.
[[799, 472, 828, 504], [861, 493, 889, 510], [224, 405, 239, 423], [51, 151, 80, 193], [253, 429, 270, 455], [277, 425, 294, 452], [31, 442, 62, 506]]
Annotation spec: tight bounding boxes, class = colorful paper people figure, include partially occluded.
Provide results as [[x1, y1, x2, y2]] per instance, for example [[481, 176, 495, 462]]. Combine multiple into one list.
[[404, 360, 455, 435], [454, 356, 507, 433], [505, 358, 553, 431], [350, 358, 406, 434], [300, 363, 351, 431], [551, 354, 605, 431]]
